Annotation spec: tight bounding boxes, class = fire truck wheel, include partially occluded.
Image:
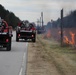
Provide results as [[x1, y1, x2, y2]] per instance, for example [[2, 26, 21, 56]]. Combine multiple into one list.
[[9, 37, 11, 50], [6, 44, 10, 51], [6, 38, 11, 51], [16, 37, 19, 42], [16, 33, 19, 42]]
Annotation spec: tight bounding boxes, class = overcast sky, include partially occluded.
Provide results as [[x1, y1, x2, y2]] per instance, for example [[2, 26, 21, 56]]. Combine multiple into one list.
[[0, 0, 76, 24]]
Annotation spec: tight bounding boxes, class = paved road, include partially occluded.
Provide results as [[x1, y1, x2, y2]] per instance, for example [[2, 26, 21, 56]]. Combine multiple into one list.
[[0, 31, 28, 75]]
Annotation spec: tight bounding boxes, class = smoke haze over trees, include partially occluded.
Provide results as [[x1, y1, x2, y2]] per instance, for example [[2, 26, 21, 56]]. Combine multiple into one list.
[[47, 10, 76, 28], [0, 4, 20, 29]]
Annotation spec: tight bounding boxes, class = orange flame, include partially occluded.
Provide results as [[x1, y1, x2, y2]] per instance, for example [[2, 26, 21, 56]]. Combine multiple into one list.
[[63, 32, 75, 45], [46, 30, 51, 38], [70, 32, 75, 45], [63, 36, 69, 44], [43, 30, 51, 39]]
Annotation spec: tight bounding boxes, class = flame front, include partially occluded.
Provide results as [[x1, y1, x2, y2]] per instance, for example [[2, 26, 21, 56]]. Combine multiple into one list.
[[63, 36, 69, 44], [43, 29, 51, 39], [70, 32, 75, 45], [63, 31, 75, 45], [46, 30, 51, 38]]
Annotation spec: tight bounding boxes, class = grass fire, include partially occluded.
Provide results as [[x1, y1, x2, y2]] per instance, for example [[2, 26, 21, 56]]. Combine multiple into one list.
[[42, 28, 76, 47]]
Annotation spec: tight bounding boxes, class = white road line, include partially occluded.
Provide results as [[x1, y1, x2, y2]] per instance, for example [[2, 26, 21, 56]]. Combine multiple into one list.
[[19, 52, 26, 75], [19, 68, 22, 75], [19, 43, 28, 75]]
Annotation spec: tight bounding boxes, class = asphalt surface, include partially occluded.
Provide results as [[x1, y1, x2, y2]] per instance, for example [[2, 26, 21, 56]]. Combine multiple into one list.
[[0, 31, 28, 75]]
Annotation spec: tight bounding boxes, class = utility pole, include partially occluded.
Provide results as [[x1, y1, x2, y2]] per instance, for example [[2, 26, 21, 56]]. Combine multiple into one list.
[[51, 19, 53, 28], [41, 12, 44, 27], [40, 17, 41, 26], [61, 9, 63, 46]]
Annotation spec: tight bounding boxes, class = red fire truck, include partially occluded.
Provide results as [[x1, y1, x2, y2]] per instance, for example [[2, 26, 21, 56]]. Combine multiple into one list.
[[16, 20, 36, 42], [0, 18, 13, 51]]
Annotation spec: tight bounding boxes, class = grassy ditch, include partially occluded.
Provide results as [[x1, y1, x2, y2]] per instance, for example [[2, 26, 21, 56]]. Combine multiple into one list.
[[37, 34, 76, 75]]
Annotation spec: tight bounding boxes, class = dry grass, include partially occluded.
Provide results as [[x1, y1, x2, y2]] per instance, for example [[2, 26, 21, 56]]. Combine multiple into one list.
[[38, 34, 76, 75], [26, 36, 61, 75], [26, 34, 76, 75]]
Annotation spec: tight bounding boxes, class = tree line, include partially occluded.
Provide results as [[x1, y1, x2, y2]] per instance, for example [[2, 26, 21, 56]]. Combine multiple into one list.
[[47, 10, 76, 28], [0, 4, 20, 29]]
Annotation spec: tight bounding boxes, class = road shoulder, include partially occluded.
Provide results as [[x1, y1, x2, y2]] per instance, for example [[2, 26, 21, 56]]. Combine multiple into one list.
[[26, 38, 61, 75]]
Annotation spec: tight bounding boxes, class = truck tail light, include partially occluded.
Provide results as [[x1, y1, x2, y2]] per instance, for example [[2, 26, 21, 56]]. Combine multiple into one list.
[[18, 34, 20, 37], [32, 35, 34, 37], [6, 39, 9, 42]]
